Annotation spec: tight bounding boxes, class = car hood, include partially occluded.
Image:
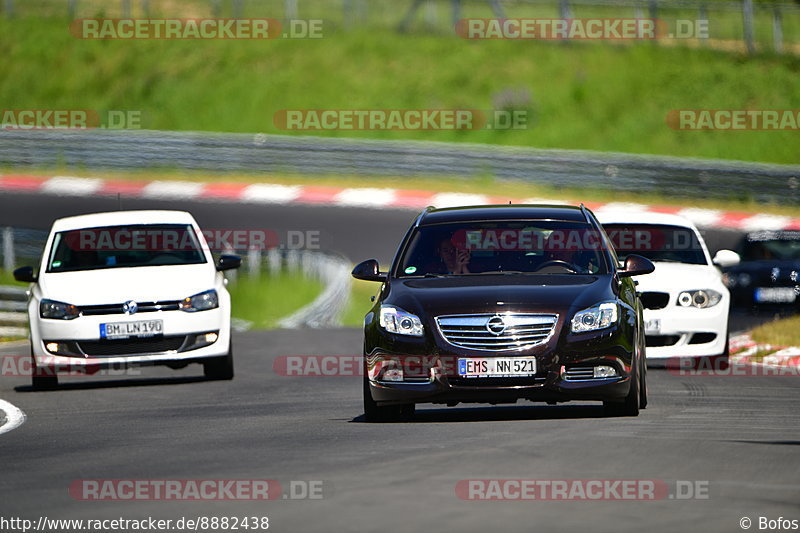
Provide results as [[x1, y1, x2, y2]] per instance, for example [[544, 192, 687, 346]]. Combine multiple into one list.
[[633, 262, 723, 292], [387, 274, 614, 317], [37, 264, 217, 305]]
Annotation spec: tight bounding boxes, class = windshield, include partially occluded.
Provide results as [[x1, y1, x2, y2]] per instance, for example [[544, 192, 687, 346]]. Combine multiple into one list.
[[397, 221, 610, 276], [741, 231, 800, 261], [602, 223, 707, 265], [47, 224, 207, 272]]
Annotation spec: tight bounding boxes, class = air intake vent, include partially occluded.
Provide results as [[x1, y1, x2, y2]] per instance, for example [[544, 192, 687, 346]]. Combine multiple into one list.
[[639, 292, 670, 310]]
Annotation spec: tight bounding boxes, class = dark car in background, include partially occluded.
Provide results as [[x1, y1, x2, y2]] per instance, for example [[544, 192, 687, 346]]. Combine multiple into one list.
[[722, 230, 800, 308], [352, 204, 654, 422]]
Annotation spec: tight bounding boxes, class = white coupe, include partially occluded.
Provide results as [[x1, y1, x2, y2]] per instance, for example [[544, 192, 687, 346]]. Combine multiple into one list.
[[598, 212, 740, 364]]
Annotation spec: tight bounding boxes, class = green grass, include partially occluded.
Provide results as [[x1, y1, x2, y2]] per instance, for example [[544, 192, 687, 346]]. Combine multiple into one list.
[[750, 314, 800, 348], [342, 279, 380, 328], [1, 17, 799, 163], [226, 271, 323, 328]]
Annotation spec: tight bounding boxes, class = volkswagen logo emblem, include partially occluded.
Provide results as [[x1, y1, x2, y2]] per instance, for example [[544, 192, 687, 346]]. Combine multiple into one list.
[[122, 300, 138, 315], [486, 315, 507, 335]]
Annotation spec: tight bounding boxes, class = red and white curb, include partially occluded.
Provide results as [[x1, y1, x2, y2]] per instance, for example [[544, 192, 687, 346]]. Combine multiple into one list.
[[1, 174, 799, 231], [730, 333, 800, 367]]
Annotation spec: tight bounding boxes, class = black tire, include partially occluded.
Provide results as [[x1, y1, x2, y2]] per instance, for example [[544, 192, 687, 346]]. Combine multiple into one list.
[[31, 359, 58, 391], [203, 345, 234, 380], [604, 359, 640, 417], [638, 357, 648, 410], [363, 377, 414, 423]]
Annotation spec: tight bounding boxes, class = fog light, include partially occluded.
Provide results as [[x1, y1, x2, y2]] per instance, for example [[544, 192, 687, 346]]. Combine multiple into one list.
[[381, 368, 404, 382], [593, 365, 618, 378], [45, 342, 60, 354], [204, 332, 218, 344]]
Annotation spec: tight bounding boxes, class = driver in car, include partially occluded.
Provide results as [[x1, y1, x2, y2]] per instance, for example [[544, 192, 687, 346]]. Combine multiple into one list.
[[429, 237, 471, 275]]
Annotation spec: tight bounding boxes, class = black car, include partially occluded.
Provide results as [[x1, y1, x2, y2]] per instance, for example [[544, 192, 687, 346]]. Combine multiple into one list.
[[352, 204, 655, 422], [722, 230, 800, 308]]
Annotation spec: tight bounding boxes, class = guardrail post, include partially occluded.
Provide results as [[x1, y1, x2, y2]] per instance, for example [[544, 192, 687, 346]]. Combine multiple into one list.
[[699, 4, 708, 45], [648, 0, 658, 22], [232, 0, 243, 18], [2, 227, 14, 273], [285, 0, 297, 19], [742, 0, 755, 54], [68, 0, 77, 18], [3, 0, 13, 17], [772, 7, 783, 53], [247, 248, 261, 279], [142, 0, 149, 18], [448, 0, 459, 28], [121, 0, 130, 17], [559, 0, 572, 21], [211, 0, 221, 17]]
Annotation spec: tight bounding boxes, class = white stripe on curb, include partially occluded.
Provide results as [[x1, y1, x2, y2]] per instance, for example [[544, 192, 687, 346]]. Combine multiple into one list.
[[334, 188, 396, 207], [0, 399, 26, 436], [41, 176, 104, 196], [141, 181, 204, 199], [677, 208, 723, 227], [431, 192, 489, 208], [240, 183, 301, 203]]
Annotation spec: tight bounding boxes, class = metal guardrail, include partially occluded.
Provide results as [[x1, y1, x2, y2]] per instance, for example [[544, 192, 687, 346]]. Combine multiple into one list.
[[0, 286, 28, 338], [1, 129, 798, 204]]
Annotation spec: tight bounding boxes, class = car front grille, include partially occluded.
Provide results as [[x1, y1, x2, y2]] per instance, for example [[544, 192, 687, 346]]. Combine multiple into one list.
[[436, 313, 558, 352], [639, 292, 670, 310], [77, 336, 187, 357], [78, 301, 181, 316]]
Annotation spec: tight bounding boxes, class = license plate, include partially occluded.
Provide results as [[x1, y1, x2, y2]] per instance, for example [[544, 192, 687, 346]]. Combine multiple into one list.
[[100, 320, 163, 339], [755, 287, 797, 303], [458, 357, 537, 378], [645, 318, 661, 335]]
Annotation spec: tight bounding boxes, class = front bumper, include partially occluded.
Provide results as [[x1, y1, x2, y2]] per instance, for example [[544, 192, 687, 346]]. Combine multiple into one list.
[[29, 306, 230, 368], [642, 304, 728, 359], [365, 346, 634, 406]]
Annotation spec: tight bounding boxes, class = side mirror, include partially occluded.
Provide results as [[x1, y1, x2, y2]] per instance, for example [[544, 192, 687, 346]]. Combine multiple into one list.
[[216, 255, 242, 272], [13, 266, 37, 283], [352, 259, 387, 282], [712, 249, 740, 268], [619, 254, 655, 278]]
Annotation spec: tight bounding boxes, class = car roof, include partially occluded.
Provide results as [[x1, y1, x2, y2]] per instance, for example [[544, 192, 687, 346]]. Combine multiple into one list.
[[51, 210, 197, 232], [419, 204, 589, 226], [596, 211, 699, 231]]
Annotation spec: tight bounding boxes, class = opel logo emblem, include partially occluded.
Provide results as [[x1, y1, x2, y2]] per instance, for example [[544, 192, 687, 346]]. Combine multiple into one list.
[[123, 300, 138, 315], [486, 315, 507, 335]]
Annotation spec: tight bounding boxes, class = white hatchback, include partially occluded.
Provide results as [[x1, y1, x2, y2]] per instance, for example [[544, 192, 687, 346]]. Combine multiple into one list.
[[598, 212, 740, 364], [14, 210, 241, 389]]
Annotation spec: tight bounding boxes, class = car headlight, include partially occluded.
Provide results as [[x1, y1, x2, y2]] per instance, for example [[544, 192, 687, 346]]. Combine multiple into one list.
[[571, 302, 618, 333], [179, 289, 219, 312], [40, 299, 80, 320], [379, 305, 424, 337], [738, 273, 751, 287], [677, 289, 722, 308]]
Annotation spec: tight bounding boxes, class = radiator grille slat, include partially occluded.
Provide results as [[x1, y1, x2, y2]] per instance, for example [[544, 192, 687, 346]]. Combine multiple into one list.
[[436, 313, 558, 352]]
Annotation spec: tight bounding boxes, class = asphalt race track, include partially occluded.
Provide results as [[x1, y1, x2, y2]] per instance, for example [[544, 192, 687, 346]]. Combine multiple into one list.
[[1, 329, 799, 533], [0, 190, 797, 533]]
